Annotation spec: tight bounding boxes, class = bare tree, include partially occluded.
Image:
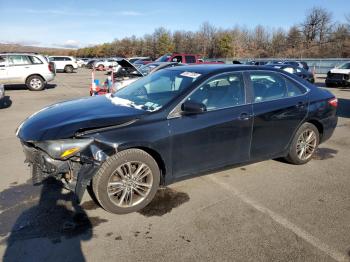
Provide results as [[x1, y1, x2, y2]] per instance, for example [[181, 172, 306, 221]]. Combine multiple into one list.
[[301, 7, 332, 46]]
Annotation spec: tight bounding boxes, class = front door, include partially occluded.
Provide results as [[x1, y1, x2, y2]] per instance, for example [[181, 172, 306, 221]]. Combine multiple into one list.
[[7, 55, 33, 83], [169, 72, 253, 178]]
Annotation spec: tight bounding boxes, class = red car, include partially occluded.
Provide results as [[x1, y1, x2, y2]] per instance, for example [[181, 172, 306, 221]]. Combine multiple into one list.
[[155, 53, 225, 64]]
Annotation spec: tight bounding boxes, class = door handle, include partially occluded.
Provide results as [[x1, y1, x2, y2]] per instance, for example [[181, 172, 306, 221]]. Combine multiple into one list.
[[296, 102, 306, 109], [25, 66, 30, 69], [239, 112, 251, 120]]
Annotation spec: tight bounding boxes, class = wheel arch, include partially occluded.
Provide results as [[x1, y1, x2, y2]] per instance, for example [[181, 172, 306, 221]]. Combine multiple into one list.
[[117, 144, 167, 185], [25, 74, 46, 83], [306, 119, 324, 140]]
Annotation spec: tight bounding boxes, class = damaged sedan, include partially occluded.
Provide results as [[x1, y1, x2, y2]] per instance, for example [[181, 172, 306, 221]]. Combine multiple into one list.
[[17, 65, 337, 214]]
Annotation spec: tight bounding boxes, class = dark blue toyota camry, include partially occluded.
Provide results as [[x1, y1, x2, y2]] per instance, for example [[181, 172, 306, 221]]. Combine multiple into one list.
[[17, 65, 338, 214]]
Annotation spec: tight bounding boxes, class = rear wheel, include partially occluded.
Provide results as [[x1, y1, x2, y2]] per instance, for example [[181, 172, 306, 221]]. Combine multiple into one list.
[[92, 149, 160, 214], [285, 122, 319, 165], [26, 75, 45, 91], [64, 65, 74, 73]]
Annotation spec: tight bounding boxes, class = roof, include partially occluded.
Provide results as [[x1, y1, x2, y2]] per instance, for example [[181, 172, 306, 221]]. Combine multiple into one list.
[[0, 52, 43, 56], [165, 64, 282, 74]]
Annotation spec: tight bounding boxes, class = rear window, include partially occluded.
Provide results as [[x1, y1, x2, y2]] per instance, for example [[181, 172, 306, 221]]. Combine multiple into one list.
[[29, 56, 43, 64]]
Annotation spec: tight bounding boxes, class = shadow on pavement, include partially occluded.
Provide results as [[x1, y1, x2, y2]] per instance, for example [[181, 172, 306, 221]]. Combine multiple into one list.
[[0, 178, 107, 261], [4, 84, 56, 91], [0, 96, 12, 109]]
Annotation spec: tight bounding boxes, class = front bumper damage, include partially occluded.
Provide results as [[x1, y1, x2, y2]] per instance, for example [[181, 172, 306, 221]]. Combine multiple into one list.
[[326, 73, 350, 86], [21, 139, 116, 202]]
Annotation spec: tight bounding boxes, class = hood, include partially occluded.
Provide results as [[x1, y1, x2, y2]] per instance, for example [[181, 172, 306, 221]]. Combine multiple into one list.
[[17, 95, 146, 142], [116, 59, 144, 76], [330, 68, 350, 74]]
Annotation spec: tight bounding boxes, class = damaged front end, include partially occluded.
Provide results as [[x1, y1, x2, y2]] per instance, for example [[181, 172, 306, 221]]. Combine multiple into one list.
[[21, 138, 117, 202]]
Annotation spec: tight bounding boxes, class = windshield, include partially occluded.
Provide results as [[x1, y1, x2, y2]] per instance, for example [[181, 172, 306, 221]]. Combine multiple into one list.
[[339, 62, 350, 69], [155, 54, 171, 62], [111, 69, 201, 112]]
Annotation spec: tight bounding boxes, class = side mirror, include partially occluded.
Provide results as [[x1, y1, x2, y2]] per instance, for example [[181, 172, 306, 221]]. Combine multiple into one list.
[[181, 100, 206, 115]]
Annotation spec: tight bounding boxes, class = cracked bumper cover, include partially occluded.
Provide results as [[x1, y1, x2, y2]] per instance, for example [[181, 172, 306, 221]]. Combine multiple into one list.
[[21, 140, 114, 202]]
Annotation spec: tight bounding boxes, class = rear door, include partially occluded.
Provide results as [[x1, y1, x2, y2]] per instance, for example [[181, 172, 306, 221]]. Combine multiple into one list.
[[7, 55, 33, 83], [169, 72, 253, 178], [247, 71, 308, 160], [0, 55, 8, 84]]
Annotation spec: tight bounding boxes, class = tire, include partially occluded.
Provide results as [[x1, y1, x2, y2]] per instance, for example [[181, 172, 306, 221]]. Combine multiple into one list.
[[285, 122, 319, 165], [325, 82, 333, 88], [26, 75, 45, 91], [64, 65, 74, 73], [92, 149, 160, 214]]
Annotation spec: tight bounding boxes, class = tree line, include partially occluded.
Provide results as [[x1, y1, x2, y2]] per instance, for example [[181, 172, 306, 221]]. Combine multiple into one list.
[[76, 7, 350, 59]]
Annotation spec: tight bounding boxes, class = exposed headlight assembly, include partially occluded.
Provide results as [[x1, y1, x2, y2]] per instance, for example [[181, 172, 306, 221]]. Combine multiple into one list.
[[36, 138, 94, 160]]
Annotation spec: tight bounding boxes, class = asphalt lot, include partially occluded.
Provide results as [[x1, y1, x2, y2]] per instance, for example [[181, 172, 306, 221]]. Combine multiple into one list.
[[0, 69, 350, 262]]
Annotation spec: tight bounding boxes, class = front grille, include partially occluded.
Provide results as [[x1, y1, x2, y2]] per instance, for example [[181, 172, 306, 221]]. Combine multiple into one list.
[[327, 73, 345, 80]]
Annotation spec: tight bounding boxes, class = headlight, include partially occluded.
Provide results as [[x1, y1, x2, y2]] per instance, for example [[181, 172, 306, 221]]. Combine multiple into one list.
[[36, 138, 94, 160]]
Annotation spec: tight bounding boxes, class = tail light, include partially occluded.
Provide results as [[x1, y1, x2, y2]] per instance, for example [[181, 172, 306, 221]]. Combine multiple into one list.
[[48, 63, 54, 72], [328, 97, 338, 108]]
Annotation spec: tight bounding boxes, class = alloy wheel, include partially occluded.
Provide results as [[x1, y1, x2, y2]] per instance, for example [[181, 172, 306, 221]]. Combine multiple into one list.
[[107, 161, 153, 207], [30, 78, 42, 90], [296, 129, 317, 160]]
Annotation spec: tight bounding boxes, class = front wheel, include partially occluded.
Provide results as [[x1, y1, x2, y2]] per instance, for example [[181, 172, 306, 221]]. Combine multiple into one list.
[[285, 122, 319, 165], [92, 149, 160, 214]]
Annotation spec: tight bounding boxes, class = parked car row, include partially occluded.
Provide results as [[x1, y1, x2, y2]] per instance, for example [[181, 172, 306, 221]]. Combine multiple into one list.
[[245, 60, 309, 71]]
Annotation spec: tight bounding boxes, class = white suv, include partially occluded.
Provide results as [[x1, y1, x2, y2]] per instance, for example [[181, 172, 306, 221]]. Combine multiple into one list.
[[0, 53, 56, 91], [49, 56, 78, 73]]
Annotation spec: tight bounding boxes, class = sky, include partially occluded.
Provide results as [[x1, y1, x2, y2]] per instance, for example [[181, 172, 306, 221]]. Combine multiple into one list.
[[0, 0, 349, 49]]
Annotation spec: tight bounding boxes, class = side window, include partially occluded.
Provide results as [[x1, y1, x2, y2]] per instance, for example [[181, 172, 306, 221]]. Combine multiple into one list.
[[185, 56, 196, 63], [285, 78, 306, 97], [171, 56, 182, 63], [64, 57, 72, 61], [187, 73, 245, 111], [29, 56, 43, 64], [0, 55, 8, 67], [8, 55, 31, 66], [250, 72, 287, 102]]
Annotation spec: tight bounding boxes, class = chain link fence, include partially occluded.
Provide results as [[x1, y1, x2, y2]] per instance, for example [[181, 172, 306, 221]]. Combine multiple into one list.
[[208, 58, 350, 74]]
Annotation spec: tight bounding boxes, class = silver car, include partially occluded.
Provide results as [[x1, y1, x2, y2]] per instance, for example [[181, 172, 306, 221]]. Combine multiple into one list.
[[0, 53, 56, 91]]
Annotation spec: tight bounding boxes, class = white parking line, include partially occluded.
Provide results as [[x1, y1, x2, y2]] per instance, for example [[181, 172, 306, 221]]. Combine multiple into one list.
[[206, 175, 349, 262]]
